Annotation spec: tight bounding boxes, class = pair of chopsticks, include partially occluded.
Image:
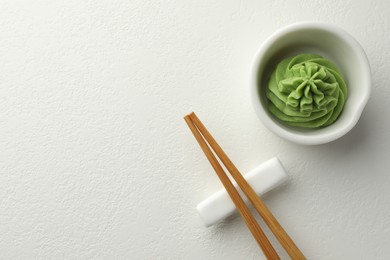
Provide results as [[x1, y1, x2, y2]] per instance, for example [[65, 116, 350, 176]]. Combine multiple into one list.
[[184, 112, 305, 260]]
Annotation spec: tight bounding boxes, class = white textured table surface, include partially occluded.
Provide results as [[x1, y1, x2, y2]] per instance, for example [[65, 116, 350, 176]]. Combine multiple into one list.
[[1, 1, 390, 259]]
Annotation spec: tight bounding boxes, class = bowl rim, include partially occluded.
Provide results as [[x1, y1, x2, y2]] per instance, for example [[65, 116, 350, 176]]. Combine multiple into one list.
[[250, 21, 371, 145]]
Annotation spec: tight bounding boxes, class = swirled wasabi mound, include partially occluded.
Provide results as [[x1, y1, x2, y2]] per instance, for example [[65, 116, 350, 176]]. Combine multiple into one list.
[[266, 54, 347, 128]]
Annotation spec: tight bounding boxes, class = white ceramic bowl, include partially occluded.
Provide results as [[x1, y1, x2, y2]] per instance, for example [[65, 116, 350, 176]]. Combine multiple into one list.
[[250, 22, 371, 145]]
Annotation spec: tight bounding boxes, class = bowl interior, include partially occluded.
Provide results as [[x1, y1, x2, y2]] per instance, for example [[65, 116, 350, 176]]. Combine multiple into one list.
[[254, 24, 370, 142]]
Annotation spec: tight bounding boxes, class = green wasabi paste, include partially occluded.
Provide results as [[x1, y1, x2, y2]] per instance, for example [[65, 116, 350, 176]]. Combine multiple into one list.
[[266, 53, 347, 128]]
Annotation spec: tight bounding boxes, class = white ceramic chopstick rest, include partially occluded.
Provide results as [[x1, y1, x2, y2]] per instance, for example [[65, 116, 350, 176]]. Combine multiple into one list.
[[196, 157, 288, 227]]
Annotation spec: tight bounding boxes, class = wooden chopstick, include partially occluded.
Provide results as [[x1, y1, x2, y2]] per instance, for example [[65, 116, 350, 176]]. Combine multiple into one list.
[[184, 115, 280, 259], [185, 112, 306, 259]]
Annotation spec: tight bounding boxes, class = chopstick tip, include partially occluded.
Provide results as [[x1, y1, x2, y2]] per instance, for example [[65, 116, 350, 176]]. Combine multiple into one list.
[[184, 112, 195, 119], [183, 114, 192, 122]]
